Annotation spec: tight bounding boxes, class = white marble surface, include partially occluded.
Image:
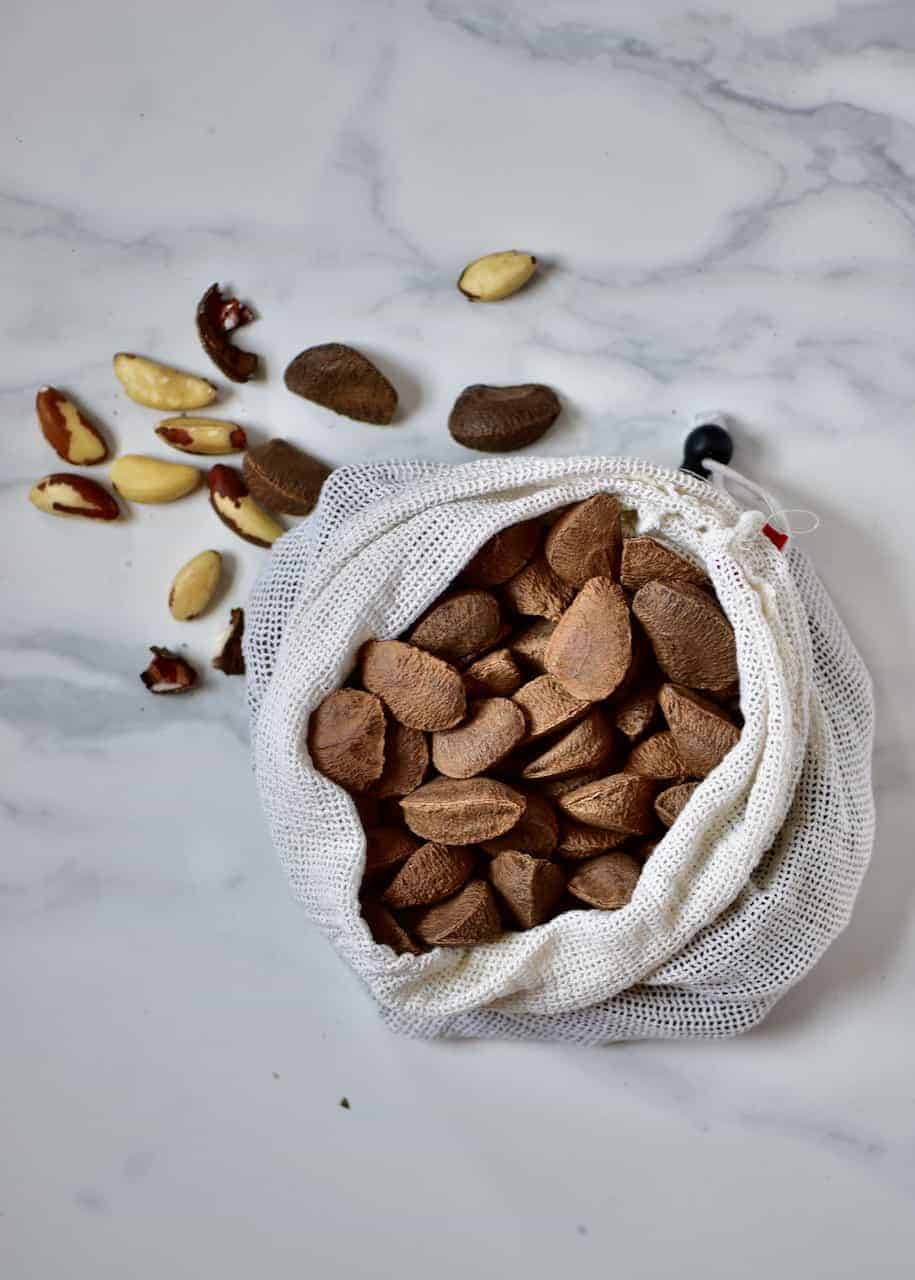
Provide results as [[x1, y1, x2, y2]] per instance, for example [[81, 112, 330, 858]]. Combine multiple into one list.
[[3, 1, 915, 1275]]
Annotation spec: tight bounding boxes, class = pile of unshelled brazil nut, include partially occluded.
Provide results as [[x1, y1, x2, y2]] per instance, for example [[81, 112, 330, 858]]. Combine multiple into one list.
[[308, 493, 742, 954]]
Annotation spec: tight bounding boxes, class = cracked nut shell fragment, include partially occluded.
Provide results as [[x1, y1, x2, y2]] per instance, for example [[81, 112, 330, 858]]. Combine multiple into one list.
[[140, 646, 198, 694], [284, 343, 397, 424], [207, 464, 284, 547], [36, 387, 108, 465], [212, 608, 245, 676], [29, 473, 119, 521], [196, 283, 258, 382]]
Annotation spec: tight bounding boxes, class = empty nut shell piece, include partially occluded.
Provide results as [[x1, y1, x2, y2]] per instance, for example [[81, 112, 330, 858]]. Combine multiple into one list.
[[503, 555, 575, 620], [371, 722, 429, 798], [36, 387, 108, 464], [156, 417, 247, 455], [364, 827, 420, 880], [169, 549, 222, 621], [512, 675, 590, 740], [558, 773, 657, 835], [464, 648, 523, 698], [361, 902, 423, 955], [481, 791, 558, 858], [462, 519, 540, 587], [410, 590, 502, 664], [457, 250, 537, 302], [623, 730, 692, 781], [413, 880, 502, 947], [632, 580, 738, 691], [556, 822, 628, 860], [196, 283, 258, 383], [284, 343, 397, 425], [29, 473, 119, 521], [113, 353, 216, 410], [110, 455, 200, 504], [449, 384, 560, 453], [431, 697, 527, 779], [566, 852, 643, 910], [400, 777, 526, 844], [545, 577, 632, 701], [620, 537, 707, 593], [212, 608, 245, 676], [489, 851, 565, 929], [207, 465, 285, 547], [520, 707, 616, 781], [655, 780, 699, 828], [382, 843, 475, 909], [308, 689, 387, 791], [658, 683, 741, 776], [140, 646, 198, 695], [361, 640, 466, 731], [243, 439, 331, 516], [544, 494, 622, 587]]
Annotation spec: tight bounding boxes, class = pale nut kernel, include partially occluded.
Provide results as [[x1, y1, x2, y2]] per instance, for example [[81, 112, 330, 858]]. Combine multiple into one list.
[[28, 473, 119, 521], [155, 417, 247, 455], [109, 454, 200, 503], [169, 550, 222, 621], [36, 387, 108, 465], [207, 464, 284, 548], [113, 353, 216, 410], [458, 251, 537, 302]]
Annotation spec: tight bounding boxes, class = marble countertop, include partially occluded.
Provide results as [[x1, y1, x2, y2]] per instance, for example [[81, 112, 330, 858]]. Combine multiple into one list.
[[3, 2, 914, 1276]]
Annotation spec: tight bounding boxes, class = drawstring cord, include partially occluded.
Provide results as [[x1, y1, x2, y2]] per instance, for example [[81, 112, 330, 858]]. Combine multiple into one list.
[[702, 457, 820, 549]]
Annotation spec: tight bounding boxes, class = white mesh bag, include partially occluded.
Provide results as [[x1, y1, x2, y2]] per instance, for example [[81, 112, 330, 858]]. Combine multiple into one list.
[[245, 456, 875, 1042]]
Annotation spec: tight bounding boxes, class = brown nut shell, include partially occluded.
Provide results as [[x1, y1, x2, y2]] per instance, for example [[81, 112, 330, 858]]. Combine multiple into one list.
[[544, 493, 622, 586], [413, 880, 502, 947], [620, 537, 707, 593], [463, 648, 523, 698], [284, 343, 397, 425], [512, 675, 590, 741], [489, 851, 565, 929], [410, 590, 502, 664], [371, 722, 429, 798], [632, 580, 737, 691], [361, 902, 423, 955], [658, 683, 741, 776], [140, 646, 198, 694], [308, 689, 387, 791], [400, 777, 526, 844], [449, 384, 560, 453], [243, 439, 331, 516], [556, 822, 629, 860], [382, 843, 475, 909], [520, 708, 616, 781], [544, 577, 632, 701], [509, 618, 556, 672], [481, 791, 558, 858], [655, 780, 699, 828], [503, 555, 576, 621], [431, 697, 526, 779], [612, 675, 661, 741], [363, 826, 420, 880], [558, 773, 657, 835], [462, 519, 540, 587], [196, 283, 258, 382], [360, 640, 466, 731], [566, 852, 643, 909], [623, 730, 692, 781]]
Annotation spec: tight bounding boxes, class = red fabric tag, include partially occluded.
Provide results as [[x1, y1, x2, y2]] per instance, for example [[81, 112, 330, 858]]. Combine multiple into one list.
[[762, 521, 788, 550]]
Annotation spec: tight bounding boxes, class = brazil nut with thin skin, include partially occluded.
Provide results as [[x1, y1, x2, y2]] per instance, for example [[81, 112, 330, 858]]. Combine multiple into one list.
[[207, 465, 284, 548], [29, 473, 120, 522], [36, 387, 108, 465]]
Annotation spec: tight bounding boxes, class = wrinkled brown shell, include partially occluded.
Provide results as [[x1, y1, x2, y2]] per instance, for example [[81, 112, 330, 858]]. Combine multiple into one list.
[[558, 773, 657, 835], [363, 826, 420, 879], [620, 537, 707, 593], [481, 791, 558, 858], [623, 730, 691, 781], [371, 722, 429, 798], [489, 851, 565, 929], [632, 580, 737, 691], [544, 493, 622, 587], [512, 675, 590, 741], [556, 822, 628, 860], [360, 640, 466, 731], [520, 708, 616, 781], [284, 343, 397, 425], [612, 675, 661, 740], [382, 843, 475, 909], [448, 384, 561, 452], [655, 780, 699, 827], [463, 648, 523, 698], [545, 577, 632, 701], [361, 902, 423, 955], [659, 683, 741, 776], [410, 590, 502, 664], [413, 880, 502, 946], [431, 697, 527, 779], [566, 852, 643, 909], [401, 777, 526, 844], [503, 555, 576, 621], [243, 439, 330, 516], [308, 689, 387, 791], [462, 519, 541, 586], [509, 619, 556, 671]]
